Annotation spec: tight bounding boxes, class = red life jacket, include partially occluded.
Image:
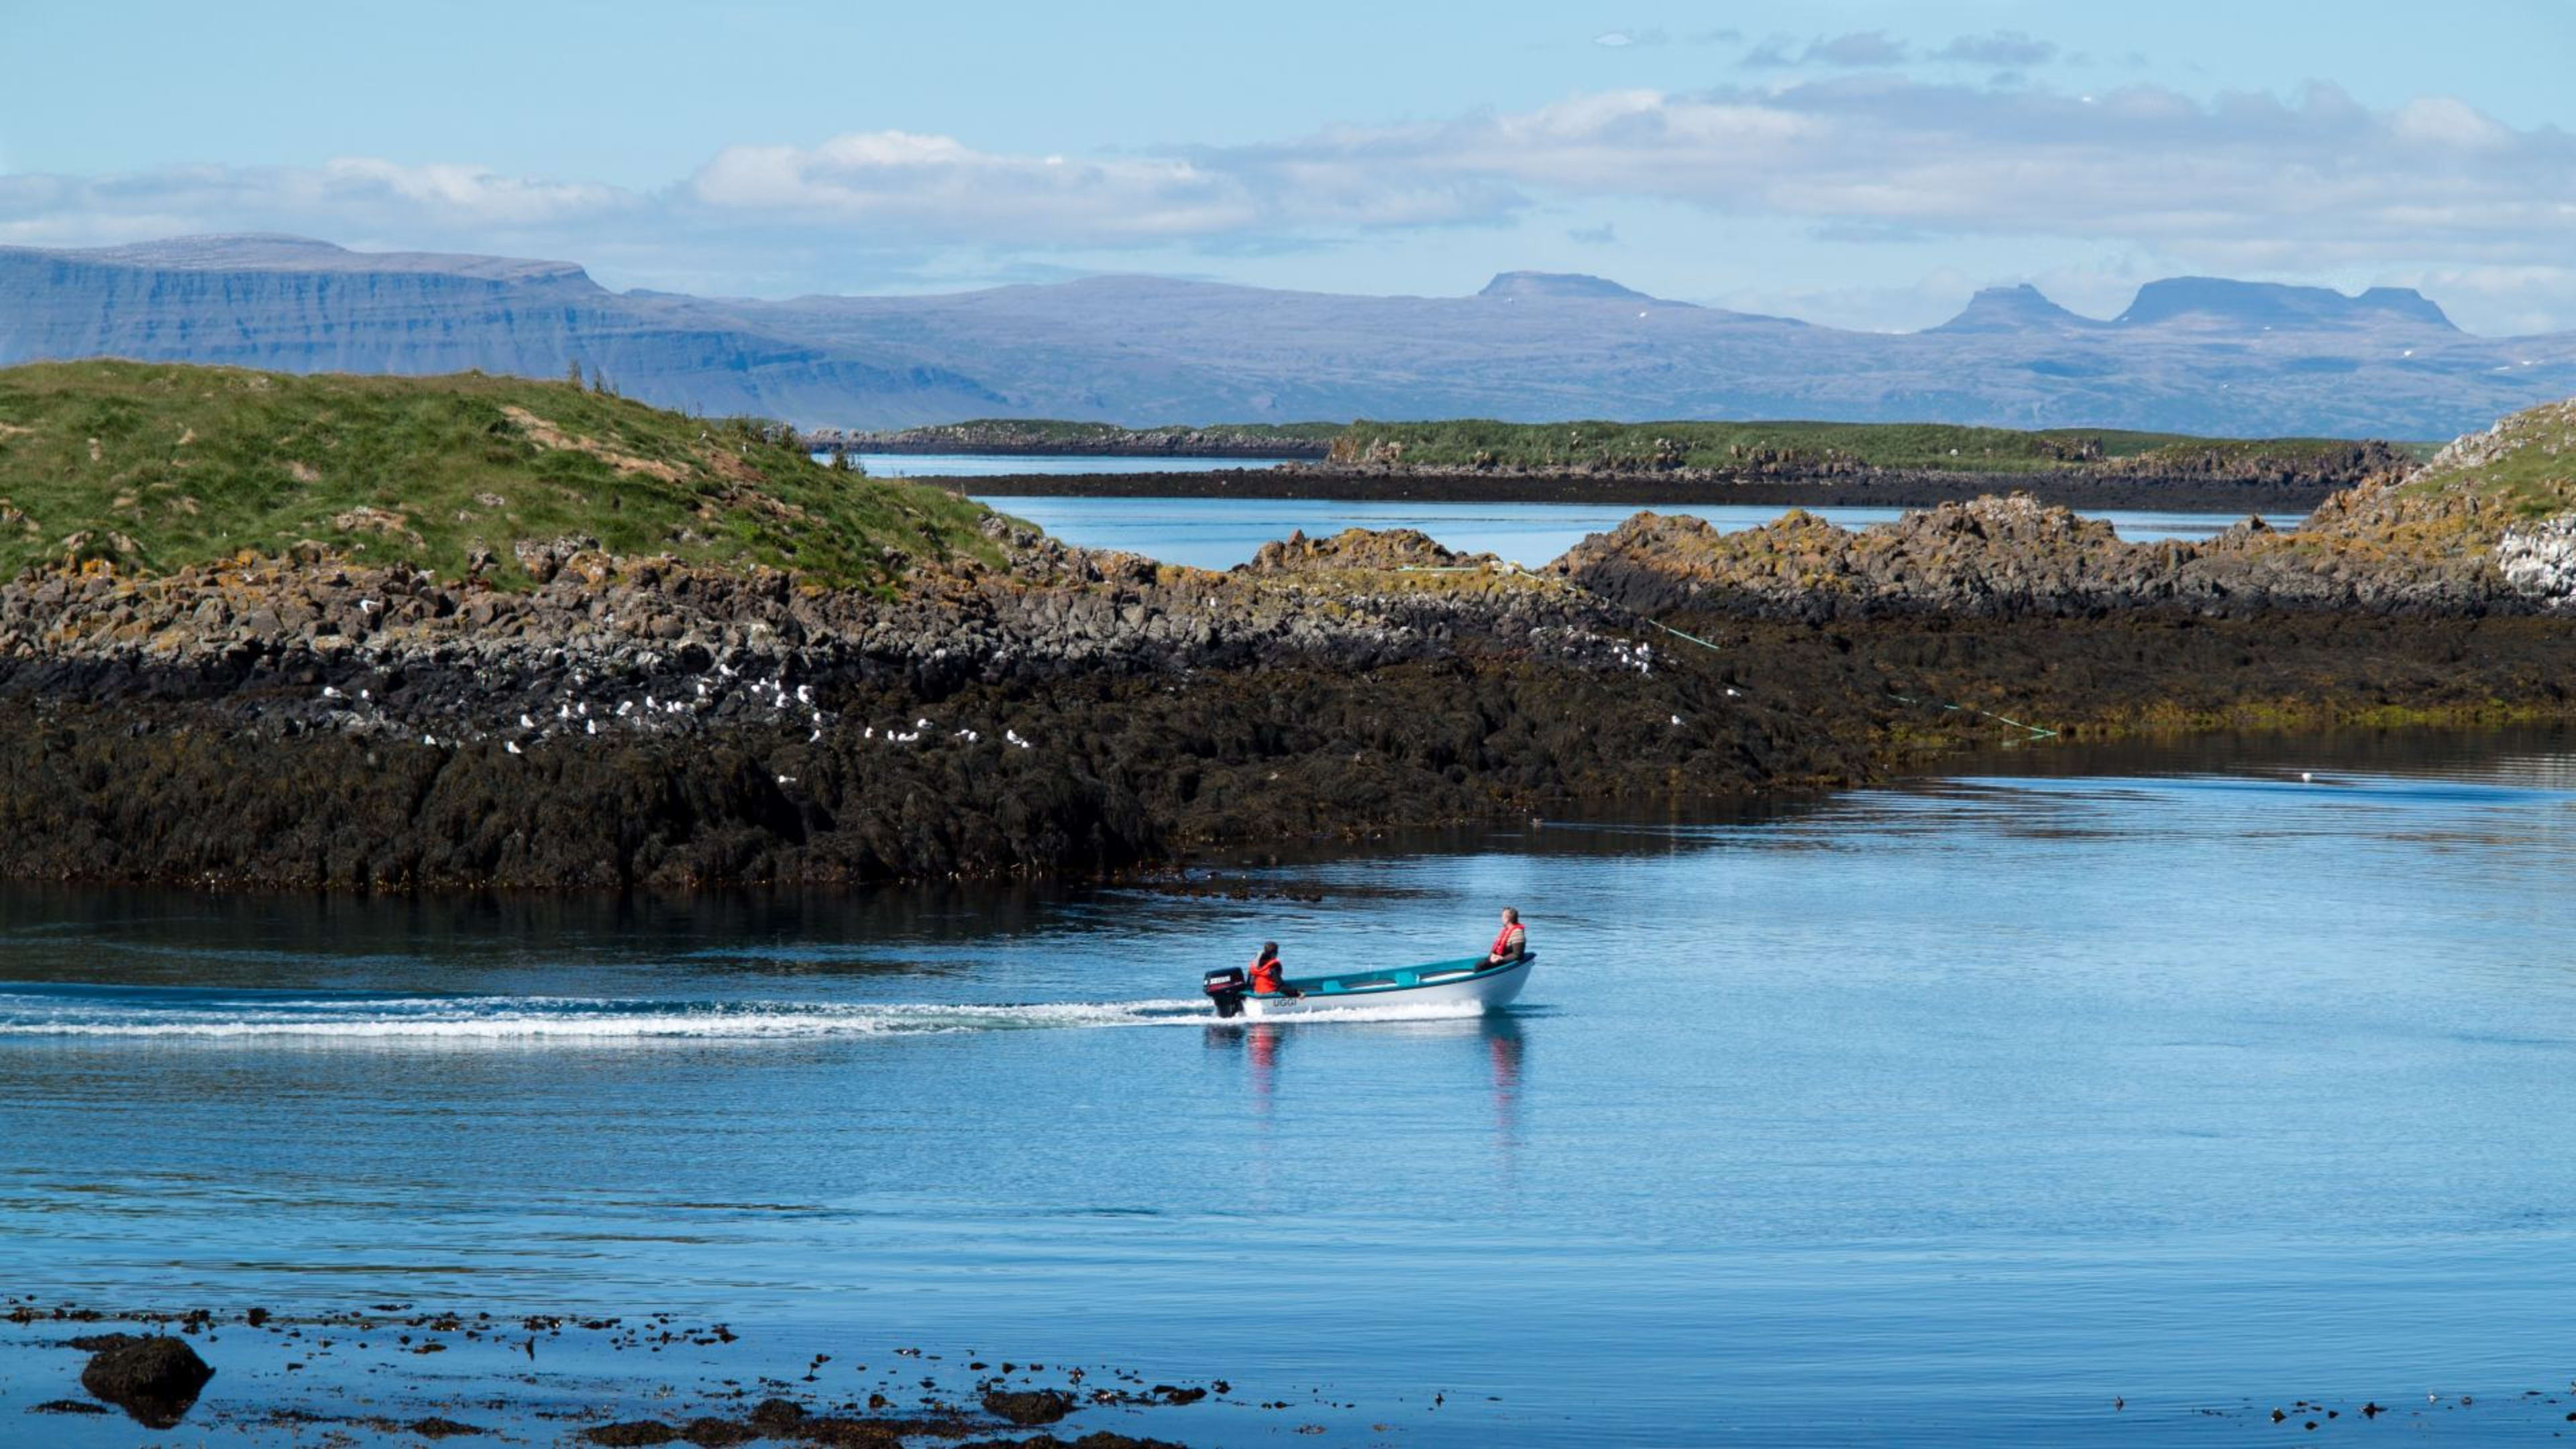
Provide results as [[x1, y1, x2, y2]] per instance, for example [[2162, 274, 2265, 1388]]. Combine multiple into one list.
[[1249, 955, 1285, 994], [1491, 922, 1525, 960]]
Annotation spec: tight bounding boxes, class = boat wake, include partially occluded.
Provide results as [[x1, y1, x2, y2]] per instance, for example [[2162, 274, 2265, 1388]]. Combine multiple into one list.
[[0, 983, 1489, 1044]]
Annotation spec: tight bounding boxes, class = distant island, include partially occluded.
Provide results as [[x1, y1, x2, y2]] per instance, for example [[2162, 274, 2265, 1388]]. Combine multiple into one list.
[[810, 419, 1338, 459], [5, 235, 2574, 437], [0, 360, 2570, 892], [830, 417, 2417, 513]]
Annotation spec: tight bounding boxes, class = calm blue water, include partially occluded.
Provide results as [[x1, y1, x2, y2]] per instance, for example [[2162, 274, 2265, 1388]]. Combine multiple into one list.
[[5, 730, 2575, 1443], [972, 497, 2286, 571]]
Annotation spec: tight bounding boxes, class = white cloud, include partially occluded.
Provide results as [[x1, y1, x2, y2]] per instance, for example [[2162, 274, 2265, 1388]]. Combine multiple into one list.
[[2390, 97, 2514, 150], [683, 129, 1516, 244], [315, 159, 620, 225], [3, 80, 2571, 329], [686, 133, 1264, 242], [1232, 78, 2576, 269], [0, 158, 627, 250]]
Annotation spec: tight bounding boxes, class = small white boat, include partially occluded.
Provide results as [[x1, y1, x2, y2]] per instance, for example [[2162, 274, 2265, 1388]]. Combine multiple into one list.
[[1202, 954, 1536, 1020]]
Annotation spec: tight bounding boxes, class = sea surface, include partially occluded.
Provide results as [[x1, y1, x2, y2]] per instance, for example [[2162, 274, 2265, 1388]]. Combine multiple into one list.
[[5, 729, 2576, 1442], [970, 497, 2285, 572]]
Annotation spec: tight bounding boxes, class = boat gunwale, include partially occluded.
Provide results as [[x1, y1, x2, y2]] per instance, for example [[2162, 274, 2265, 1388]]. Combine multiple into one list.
[[1262, 952, 1538, 1000]]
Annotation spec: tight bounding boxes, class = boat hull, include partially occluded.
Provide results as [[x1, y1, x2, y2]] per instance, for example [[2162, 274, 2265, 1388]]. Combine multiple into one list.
[[1236, 954, 1534, 1019]]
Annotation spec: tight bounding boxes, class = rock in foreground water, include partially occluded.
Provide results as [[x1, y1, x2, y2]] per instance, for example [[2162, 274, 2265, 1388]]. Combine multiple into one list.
[[78, 1333, 213, 1427], [983, 1387, 1078, 1424]]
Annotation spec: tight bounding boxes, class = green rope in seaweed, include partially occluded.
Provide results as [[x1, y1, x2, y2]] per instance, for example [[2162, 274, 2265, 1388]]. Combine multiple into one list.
[[1882, 693, 2059, 741]]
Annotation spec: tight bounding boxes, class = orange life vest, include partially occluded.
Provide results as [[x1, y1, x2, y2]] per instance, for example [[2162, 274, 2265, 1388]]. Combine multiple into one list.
[[1250, 955, 1285, 994], [1491, 922, 1525, 960]]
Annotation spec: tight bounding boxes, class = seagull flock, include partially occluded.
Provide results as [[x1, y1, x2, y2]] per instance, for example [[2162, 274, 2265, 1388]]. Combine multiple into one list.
[[309, 669, 1041, 759]]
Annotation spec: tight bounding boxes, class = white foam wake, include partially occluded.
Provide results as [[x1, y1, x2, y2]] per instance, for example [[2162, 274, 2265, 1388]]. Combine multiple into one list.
[[0, 991, 1218, 1043]]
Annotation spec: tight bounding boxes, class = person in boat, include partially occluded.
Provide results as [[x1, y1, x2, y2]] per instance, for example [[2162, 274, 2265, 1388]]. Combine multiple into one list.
[[1483, 908, 1528, 969], [1248, 942, 1299, 998]]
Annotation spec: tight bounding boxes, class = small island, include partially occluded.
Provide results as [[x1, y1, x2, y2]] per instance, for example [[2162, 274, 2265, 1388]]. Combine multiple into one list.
[[823, 416, 2419, 513], [0, 359, 2567, 891]]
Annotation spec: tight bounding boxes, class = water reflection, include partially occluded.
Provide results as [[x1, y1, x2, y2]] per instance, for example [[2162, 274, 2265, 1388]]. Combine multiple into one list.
[[1203, 1014, 1529, 1178]]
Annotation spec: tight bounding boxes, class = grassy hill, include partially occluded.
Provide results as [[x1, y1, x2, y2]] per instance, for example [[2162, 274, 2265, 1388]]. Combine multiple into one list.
[[0, 361, 1001, 585], [1325, 419, 2390, 474], [2396, 398, 2576, 518]]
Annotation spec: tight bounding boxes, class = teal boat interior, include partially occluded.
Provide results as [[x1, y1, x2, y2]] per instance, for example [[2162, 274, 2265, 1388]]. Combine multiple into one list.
[[1276, 953, 1536, 997]]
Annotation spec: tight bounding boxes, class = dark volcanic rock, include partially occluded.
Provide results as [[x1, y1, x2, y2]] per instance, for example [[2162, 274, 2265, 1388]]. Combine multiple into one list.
[[0, 468, 2565, 894], [982, 1387, 1078, 1425], [675, 1415, 756, 1446], [1554, 493, 2509, 621], [1241, 527, 1493, 574], [789, 1417, 906, 1447], [0, 533, 1867, 890], [78, 1334, 213, 1428]]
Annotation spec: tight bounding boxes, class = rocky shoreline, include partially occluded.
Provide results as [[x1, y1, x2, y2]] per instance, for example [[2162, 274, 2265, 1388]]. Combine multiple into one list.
[[4, 1297, 1250, 1445], [0, 523, 1872, 889], [934, 465, 2356, 513], [0, 400, 2570, 892], [17, 1291, 2576, 1442], [1554, 491, 2525, 621]]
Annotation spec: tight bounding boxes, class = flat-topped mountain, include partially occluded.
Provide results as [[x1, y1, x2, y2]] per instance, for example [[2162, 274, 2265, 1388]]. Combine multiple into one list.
[[2114, 276, 2458, 332], [4, 235, 2571, 437], [62, 233, 594, 282], [1478, 271, 1672, 303]]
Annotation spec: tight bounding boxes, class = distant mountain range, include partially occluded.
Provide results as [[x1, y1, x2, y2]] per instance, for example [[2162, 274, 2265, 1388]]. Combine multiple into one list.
[[4, 235, 2572, 438]]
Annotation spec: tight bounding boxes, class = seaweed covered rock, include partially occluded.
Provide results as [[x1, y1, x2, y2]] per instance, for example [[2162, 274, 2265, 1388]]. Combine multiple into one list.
[[1556, 490, 2514, 621], [981, 1387, 1077, 1425], [79, 1334, 213, 1428], [1241, 527, 1497, 574]]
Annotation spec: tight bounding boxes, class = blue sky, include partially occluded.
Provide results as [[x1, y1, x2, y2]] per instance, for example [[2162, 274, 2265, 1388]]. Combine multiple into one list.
[[7, 0, 2575, 333]]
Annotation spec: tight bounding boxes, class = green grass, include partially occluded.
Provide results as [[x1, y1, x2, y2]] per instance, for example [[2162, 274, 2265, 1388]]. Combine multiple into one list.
[[0, 361, 1003, 585], [1326, 419, 2376, 474], [2395, 400, 2576, 519]]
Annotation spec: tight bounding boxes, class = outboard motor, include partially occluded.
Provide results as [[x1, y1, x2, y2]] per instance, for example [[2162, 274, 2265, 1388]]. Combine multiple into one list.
[[1203, 966, 1248, 1018]]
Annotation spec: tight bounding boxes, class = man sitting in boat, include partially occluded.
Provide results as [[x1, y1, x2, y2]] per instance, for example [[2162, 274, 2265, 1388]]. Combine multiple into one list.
[[1248, 942, 1299, 998], [1483, 908, 1528, 968]]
